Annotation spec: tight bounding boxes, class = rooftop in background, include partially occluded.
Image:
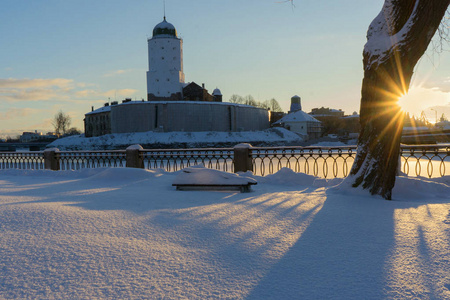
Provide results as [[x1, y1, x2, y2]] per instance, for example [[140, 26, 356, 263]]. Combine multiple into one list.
[[274, 110, 321, 124]]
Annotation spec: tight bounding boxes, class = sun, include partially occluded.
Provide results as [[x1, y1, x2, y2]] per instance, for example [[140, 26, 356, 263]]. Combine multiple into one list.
[[397, 85, 450, 123], [397, 93, 409, 113]]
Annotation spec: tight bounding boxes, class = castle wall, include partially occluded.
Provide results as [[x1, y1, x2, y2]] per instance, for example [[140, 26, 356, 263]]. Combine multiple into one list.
[[109, 102, 269, 134]]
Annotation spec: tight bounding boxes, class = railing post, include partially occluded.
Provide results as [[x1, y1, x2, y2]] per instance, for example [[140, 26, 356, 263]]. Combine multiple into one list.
[[126, 145, 144, 168], [44, 148, 60, 171], [234, 143, 253, 173]]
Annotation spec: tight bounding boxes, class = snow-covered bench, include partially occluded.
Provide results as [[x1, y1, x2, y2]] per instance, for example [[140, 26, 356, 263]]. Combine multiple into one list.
[[172, 166, 257, 193]]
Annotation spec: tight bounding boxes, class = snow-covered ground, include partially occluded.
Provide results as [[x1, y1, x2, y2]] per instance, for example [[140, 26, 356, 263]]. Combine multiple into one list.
[[0, 167, 449, 299], [49, 128, 304, 150]]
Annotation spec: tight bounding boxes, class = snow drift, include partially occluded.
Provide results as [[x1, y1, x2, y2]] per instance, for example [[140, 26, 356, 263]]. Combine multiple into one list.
[[0, 167, 449, 299]]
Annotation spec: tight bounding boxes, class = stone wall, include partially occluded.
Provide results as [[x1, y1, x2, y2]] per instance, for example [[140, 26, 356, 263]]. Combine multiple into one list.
[[110, 101, 269, 134]]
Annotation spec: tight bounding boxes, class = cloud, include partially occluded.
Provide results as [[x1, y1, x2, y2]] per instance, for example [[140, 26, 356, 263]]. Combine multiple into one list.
[[0, 88, 67, 102], [103, 89, 139, 98], [75, 89, 100, 98], [0, 78, 73, 89], [0, 108, 37, 120], [0, 78, 75, 102], [0, 78, 142, 103], [103, 69, 134, 77], [422, 77, 450, 93]]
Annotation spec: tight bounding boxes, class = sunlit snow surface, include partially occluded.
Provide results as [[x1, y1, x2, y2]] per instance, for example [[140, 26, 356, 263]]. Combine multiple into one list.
[[0, 167, 449, 299]]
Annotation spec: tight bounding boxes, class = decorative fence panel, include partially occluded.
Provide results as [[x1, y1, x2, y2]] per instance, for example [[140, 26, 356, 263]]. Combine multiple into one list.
[[0, 152, 44, 170], [400, 145, 450, 178], [251, 146, 356, 178], [141, 148, 234, 173], [57, 151, 127, 170], [0, 144, 449, 178]]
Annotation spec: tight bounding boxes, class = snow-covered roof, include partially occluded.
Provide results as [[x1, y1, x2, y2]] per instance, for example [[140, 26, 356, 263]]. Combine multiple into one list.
[[274, 110, 321, 124], [343, 114, 360, 119], [85, 105, 111, 116], [212, 88, 222, 96], [436, 120, 450, 130]]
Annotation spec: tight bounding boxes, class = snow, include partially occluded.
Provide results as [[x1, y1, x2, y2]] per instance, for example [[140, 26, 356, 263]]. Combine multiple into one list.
[[274, 110, 320, 124], [85, 105, 111, 115], [48, 128, 303, 150], [126, 144, 144, 150], [0, 167, 449, 299], [172, 165, 257, 186], [364, 0, 420, 68]]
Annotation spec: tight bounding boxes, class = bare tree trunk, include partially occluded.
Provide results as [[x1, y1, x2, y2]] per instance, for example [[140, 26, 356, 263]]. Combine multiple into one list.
[[350, 0, 449, 200]]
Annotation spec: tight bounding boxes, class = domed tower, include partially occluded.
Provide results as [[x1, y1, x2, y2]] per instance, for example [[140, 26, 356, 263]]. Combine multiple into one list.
[[289, 95, 302, 113], [212, 88, 223, 102], [147, 17, 185, 101]]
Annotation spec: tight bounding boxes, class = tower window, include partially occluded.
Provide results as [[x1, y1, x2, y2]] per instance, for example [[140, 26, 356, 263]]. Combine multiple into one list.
[[167, 78, 170, 81], [161, 57, 165, 60]]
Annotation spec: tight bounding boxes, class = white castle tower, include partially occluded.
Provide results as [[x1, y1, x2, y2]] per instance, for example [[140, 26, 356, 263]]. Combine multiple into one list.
[[147, 17, 185, 100]]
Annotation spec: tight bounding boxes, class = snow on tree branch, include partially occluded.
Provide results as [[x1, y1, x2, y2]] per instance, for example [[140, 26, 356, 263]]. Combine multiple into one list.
[[364, 0, 420, 69]]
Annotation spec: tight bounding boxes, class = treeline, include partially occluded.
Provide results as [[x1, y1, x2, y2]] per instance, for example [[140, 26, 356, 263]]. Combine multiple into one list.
[[228, 95, 283, 112], [404, 112, 448, 128]]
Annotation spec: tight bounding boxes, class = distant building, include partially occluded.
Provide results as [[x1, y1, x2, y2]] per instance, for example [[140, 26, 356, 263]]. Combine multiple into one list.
[[273, 95, 322, 140], [308, 107, 359, 136], [435, 119, 450, 131], [309, 107, 345, 118], [84, 104, 112, 137], [182, 82, 222, 102], [342, 112, 360, 136], [20, 131, 42, 143], [19, 131, 58, 142], [269, 111, 285, 124]]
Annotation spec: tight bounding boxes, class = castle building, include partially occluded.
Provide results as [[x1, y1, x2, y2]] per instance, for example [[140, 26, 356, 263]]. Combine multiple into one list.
[[84, 18, 269, 137]]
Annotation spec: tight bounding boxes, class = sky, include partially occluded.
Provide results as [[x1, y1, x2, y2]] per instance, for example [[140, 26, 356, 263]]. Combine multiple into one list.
[[1, 0, 449, 138]]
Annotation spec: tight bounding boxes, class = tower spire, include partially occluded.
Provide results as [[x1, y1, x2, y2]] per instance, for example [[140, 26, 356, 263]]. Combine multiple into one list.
[[163, 0, 166, 20]]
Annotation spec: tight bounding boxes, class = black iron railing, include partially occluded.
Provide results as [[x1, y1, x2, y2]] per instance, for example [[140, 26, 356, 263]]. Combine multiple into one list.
[[141, 148, 234, 172], [400, 145, 450, 178], [251, 146, 356, 177], [1, 144, 449, 178]]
